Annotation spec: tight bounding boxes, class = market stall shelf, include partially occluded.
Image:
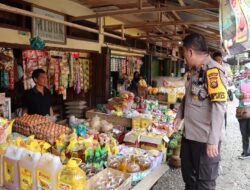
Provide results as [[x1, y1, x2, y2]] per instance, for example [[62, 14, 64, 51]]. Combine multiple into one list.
[[86, 109, 132, 127], [132, 164, 169, 190]]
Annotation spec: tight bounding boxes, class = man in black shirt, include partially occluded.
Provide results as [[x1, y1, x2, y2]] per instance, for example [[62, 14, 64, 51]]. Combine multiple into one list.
[[23, 69, 53, 116]]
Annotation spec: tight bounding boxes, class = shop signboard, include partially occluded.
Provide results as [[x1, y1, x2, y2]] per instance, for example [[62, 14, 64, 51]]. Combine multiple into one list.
[[32, 6, 66, 44], [220, 0, 250, 55]]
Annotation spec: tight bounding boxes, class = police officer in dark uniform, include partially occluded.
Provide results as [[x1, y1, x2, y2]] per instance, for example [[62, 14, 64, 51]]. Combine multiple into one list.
[[174, 33, 227, 190]]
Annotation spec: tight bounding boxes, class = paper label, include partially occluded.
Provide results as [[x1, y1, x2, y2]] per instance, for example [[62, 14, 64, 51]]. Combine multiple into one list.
[[20, 167, 32, 190], [4, 160, 14, 183], [58, 182, 72, 190], [37, 170, 52, 190], [163, 136, 170, 143]]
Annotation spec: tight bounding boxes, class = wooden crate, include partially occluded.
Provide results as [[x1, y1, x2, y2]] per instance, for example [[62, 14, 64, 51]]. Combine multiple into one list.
[[86, 109, 132, 127], [87, 168, 131, 190]]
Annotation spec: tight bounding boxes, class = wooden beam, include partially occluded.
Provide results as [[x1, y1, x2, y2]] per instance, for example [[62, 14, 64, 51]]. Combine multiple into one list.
[[121, 24, 125, 39], [194, 0, 219, 6], [138, 0, 143, 10], [0, 3, 124, 40], [190, 25, 219, 34], [71, 4, 218, 21], [188, 29, 220, 40], [138, 32, 220, 41], [189, 27, 220, 36], [105, 19, 218, 30], [184, 10, 218, 19]]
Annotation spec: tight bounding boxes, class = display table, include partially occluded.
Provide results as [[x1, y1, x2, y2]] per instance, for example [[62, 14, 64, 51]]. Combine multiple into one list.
[[0, 165, 169, 190], [86, 109, 132, 127], [132, 164, 168, 190]]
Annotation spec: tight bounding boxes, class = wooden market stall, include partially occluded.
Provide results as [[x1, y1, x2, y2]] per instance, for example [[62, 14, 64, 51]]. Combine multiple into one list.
[[0, 0, 222, 189]]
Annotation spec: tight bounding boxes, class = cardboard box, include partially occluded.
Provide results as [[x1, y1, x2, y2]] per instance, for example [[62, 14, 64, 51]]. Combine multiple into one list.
[[140, 134, 167, 152], [123, 131, 141, 148], [87, 168, 131, 190]]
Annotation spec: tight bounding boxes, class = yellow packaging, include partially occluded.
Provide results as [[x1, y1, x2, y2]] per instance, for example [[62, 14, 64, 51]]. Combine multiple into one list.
[[0, 143, 8, 186], [19, 149, 41, 190], [37, 170, 52, 190], [57, 158, 86, 190], [132, 118, 141, 128], [4, 160, 14, 183], [0, 118, 14, 143], [3, 146, 25, 190], [20, 167, 32, 190], [140, 119, 151, 128], [168, 88, 177, 104], [140, 143, 166, 152], [36, 153, 62, 190]]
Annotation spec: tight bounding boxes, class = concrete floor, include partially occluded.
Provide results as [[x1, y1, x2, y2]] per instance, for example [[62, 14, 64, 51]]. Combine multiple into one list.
[[153, 98, 250, 190]]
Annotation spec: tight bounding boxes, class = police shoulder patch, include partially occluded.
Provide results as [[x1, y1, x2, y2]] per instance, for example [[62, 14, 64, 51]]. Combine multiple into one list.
[[206, 68, 227, 102]]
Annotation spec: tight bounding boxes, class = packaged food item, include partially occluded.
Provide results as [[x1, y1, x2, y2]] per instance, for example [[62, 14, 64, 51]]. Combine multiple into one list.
[[168, 88, 177, 104], [108, 154, 152, 173], [90, 168, 130, 190], [19, 150, 41, 190], [57, 158, 86, 190], [0, 118, 14, 143], [36, 153, 62, 190], [3, 145, 25, 190], [13, 114, 51, 136]]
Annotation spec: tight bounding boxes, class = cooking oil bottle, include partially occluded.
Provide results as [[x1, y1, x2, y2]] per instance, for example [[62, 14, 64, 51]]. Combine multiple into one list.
[[0, 143, 8, 187], [36, 153, 62, 190], [57, 158, 86, 190], [3, 145, 25, 190]]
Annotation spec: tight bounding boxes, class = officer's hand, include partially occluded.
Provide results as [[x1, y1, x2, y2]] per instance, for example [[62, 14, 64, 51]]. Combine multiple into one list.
[[173, 118, 181, 131], [207, 144, 219, 158]]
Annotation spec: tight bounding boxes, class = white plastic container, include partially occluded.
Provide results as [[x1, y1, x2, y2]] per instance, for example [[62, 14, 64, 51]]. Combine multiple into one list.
[[0, 143, 8, 187], [19, 150, 41, 190], [36, 153, 62, 190], [0, 154, 3, 187], [3, 145, 25, 190]]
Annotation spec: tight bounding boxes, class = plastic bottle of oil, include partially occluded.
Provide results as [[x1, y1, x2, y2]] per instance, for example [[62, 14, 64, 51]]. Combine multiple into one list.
[[19, 149, 41, 190], [3, 145, 25, 190], [168, 88, 177, 104], [57, 158, 86, 190], [36, 153, 62, 190], [0, 143, 8, 187]]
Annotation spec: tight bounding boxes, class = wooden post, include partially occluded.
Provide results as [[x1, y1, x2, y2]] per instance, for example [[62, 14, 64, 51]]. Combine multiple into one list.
[[138, 0, 143, 10], [121, 24, 125, 40]]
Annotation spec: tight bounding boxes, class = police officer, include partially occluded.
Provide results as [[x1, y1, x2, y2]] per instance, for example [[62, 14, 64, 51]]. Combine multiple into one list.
[[174, 33, 227, 190]]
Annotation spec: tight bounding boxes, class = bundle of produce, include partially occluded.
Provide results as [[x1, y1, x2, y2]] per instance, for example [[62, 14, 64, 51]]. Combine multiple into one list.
[[31, 123, 71, 145], [147, 86, 159, 95], [13, 114, 51, 136], [107, 92, 135, 115]]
